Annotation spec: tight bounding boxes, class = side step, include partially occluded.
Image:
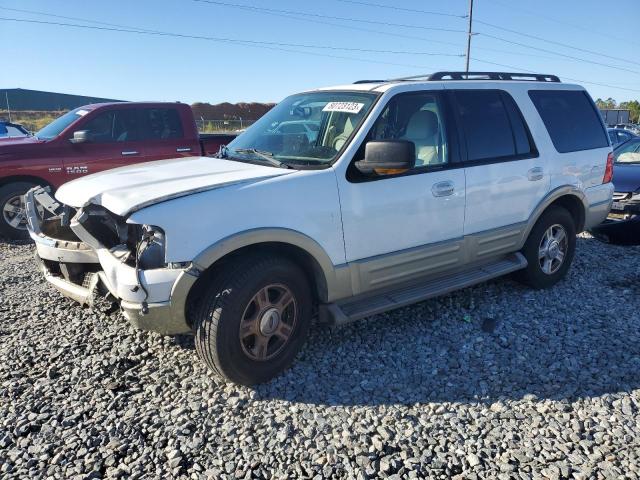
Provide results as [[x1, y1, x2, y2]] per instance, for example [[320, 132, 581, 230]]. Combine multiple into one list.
[[321, 253, 527, 326]]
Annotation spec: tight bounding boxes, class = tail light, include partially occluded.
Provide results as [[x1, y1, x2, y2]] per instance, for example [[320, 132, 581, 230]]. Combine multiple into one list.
[[603, 152, 614, 184]]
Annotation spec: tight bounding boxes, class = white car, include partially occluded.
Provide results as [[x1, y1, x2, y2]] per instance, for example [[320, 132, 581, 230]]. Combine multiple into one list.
[[27, 71, 614, 385]]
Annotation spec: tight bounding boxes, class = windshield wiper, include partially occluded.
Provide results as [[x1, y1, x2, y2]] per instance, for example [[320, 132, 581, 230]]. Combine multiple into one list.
[[233, 148, 292, 169]]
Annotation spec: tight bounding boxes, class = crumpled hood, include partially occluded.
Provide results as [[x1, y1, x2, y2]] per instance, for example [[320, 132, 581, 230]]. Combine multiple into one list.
[[55, 156, 295, 216], [612, 163, 640, 193]]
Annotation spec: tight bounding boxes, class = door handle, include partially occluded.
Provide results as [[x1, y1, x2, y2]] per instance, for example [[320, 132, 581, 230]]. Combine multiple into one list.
[[121, 151, 139, 156], [176, 147, 192, 153], [432, 180, 455, 197], [527, 167, 544, 181]]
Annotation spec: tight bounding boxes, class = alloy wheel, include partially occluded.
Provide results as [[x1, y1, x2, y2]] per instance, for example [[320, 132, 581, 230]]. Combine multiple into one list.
[[239, 283, 297, 361], [538, 224, 568, 275], [2, 195, 29, 230]]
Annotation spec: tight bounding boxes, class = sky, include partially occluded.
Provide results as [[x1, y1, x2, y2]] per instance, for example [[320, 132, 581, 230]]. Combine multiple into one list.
[[1, 0, 639, 105]]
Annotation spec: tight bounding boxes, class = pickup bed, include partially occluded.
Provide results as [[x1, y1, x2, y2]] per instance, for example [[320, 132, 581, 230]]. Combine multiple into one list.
[[0, 102, 235, 239]]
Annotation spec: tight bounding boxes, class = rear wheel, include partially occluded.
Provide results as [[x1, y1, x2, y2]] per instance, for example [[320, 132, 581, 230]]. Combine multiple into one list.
[[194, 255, 312, 385], [0, 182, 39, 240], [514, 206, 576, 289]]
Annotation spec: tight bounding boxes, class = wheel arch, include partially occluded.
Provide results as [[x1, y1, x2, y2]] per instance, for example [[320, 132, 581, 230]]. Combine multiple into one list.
[[522, 186, 587, 245], [183, 229, 351, 324], [0, 175, 54, 191]]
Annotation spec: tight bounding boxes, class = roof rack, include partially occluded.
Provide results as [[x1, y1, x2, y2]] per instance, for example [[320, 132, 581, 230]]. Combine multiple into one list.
[[428, 71, 561, 82], [354, 71, 560, 84], [353, 80, 387, 84]]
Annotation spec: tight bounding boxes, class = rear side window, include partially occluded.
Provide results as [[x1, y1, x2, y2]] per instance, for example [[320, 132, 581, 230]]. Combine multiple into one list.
[[454, 90, 534, 162], [140, 108, 184, 140], [529, 90, 609, 153]]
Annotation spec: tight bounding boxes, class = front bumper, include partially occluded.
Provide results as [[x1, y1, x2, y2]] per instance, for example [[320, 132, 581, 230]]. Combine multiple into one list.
[[25, 187, 196, 335]]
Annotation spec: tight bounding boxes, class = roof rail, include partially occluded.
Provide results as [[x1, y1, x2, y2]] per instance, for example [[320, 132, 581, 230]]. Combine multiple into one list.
[[354, 71, 561, 85], [353, 79, 387, 84], [428, 71, 561, 82]]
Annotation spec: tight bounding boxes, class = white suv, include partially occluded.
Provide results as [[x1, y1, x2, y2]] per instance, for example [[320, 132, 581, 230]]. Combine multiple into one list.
[[26, 72, 614, 385]]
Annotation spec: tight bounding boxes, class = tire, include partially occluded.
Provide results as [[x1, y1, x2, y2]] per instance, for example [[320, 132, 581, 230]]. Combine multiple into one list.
[[0, 182, 38, 241], [514, 206, 576, 289], [194, 254, 313, 385]]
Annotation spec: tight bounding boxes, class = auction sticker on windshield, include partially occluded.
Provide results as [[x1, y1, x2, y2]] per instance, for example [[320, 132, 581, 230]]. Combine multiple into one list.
[[322, 102, 365, 114]]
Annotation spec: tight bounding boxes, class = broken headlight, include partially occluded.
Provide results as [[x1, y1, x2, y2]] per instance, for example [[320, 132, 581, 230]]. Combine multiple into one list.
[[136, 225, 166, 270]]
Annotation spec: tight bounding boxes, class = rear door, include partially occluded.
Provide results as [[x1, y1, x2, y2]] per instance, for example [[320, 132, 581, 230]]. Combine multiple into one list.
[[138, 107, 199, 160], [61, 107, 145, 177], [451, 88, 548, 235]]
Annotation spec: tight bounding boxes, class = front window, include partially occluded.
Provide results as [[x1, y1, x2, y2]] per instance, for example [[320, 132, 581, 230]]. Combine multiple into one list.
[[35, 107, 92, 140], [226, 92, 377, 165]]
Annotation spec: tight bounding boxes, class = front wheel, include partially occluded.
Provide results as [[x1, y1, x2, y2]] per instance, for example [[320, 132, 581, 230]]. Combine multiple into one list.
[[514, 206, 576, 289], [194, 255, 313, 385]]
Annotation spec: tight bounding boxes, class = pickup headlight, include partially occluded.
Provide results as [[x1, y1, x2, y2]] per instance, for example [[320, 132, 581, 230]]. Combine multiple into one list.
[[137, 225, 166, 270]]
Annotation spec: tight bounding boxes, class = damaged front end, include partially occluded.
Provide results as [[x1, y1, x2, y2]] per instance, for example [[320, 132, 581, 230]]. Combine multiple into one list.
[[25, 186, 197, 334]]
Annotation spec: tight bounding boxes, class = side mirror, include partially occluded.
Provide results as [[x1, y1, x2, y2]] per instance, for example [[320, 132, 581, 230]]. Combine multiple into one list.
[[69, 130, 89, 144], [355, 140, 415, 175]]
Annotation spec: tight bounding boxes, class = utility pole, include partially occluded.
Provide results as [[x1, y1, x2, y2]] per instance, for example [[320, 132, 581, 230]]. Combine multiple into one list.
[[5, 91, 11, 122], [465, 0, 474, 75]]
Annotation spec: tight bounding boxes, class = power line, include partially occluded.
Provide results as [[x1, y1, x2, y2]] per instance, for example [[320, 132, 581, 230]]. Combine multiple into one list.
[[1, 4, 561, 63], [192, 0, 467, 34], [190, 0, 584, 62], [0, 16, 458, 69], [334, 0, 466, 18], [474, 19, 640, 68], [0, 6, 161, 32], [5, 3, 638, 96], [472, 57, 640, 94], [336, 0, 640, 71], [485, 0, 640, 48], [477, 31, 640, 76]]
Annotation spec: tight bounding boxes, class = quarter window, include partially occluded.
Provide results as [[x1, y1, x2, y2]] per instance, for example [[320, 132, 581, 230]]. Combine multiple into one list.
[[529, 90, 609, 153]]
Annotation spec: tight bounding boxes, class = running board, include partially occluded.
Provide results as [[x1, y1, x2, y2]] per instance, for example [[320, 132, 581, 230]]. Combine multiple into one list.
[[320, 253, 527, 326]]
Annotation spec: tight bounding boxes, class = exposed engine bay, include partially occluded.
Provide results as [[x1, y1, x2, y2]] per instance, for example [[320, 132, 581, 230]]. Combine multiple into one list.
[[25, 186, 177, 315]]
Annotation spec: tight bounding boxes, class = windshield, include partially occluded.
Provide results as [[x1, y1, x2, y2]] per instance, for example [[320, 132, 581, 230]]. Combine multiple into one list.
[[615, 139, 640, 164], [35, 107, 92, 140], [226, 91, 377, 165]]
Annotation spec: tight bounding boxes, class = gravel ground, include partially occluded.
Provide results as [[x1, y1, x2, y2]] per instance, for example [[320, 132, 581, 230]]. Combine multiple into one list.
[[1, 234, 639, 479]]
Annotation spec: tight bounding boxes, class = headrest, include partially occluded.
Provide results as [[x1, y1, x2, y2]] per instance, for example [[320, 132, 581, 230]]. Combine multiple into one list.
[[405, 110, 439, 139]]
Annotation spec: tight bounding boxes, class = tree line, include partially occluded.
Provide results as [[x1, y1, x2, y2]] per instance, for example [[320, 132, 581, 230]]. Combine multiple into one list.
[[595, 98, 640, 123]]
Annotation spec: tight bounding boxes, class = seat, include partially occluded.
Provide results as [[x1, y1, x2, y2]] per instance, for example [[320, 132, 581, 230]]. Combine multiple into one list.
[[401, 110, 442, 166], [332, 116, 354, 151]]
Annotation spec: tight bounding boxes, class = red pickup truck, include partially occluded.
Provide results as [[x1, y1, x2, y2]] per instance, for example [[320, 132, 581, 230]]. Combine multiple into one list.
[[0, 102, 236, 239]]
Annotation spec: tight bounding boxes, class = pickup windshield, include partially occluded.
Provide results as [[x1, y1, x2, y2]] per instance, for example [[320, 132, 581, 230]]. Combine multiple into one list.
[[35, 107, 92, 140], [226, 91, 377, 165]]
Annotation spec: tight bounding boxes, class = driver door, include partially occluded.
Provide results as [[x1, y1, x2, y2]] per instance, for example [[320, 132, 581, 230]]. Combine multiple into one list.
[[61, 108, 145, 178], [336, 89, 466, 293]]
